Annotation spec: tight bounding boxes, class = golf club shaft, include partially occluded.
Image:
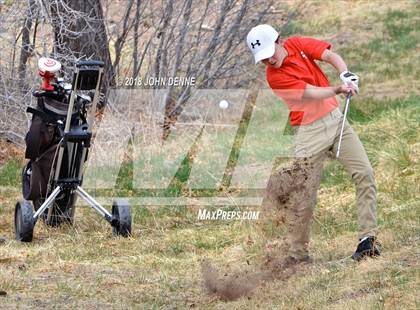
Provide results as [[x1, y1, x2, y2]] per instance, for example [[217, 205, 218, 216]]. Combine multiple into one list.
[[336, 93, 352, 158]]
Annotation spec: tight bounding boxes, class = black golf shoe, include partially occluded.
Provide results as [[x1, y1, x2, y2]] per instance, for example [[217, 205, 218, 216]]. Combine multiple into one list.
[[352, 236, 381, 261]]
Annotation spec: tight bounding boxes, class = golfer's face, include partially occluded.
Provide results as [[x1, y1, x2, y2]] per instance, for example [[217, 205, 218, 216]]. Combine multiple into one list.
[[261, 44, 282, 68]]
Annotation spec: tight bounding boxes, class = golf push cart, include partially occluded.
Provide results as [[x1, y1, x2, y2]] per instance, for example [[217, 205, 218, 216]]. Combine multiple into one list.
[[15, 57, 132, 242]]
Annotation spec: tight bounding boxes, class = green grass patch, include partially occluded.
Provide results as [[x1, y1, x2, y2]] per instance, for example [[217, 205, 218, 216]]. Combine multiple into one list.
[[279, 21, 304, 37], [115, 160, 133, 191], [384, 10, 413, 39], [0, 159, 22, 187], [347, 95, 419, 124], [321, 96, 418, 186], [320, 161, 352, 189]]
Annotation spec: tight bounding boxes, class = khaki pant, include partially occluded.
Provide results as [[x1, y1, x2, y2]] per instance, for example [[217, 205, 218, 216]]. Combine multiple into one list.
[[263, 108, 378, 259]]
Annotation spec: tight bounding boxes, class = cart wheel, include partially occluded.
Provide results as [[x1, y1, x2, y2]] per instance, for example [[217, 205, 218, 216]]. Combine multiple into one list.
[[111, 200, 131, 237], [15, 201, 35, 242]]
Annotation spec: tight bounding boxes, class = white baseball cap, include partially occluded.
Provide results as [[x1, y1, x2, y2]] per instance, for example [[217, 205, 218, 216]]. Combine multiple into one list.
[[246, 24, 279, 64]]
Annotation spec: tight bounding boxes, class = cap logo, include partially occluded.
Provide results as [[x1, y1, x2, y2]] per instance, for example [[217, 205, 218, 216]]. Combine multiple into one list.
[[251, 40, 261, 49]]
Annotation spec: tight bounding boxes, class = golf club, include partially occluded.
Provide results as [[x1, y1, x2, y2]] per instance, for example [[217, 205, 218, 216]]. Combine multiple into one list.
[[336, 92, 352, 158]]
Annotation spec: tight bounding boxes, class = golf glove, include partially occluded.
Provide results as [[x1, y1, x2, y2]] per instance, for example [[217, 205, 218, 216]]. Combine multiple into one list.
[[340, 71, 359, 93]]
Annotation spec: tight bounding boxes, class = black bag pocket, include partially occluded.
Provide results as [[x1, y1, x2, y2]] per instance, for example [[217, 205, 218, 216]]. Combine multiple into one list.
[[24, 114, 55, 161], [22, 145, 57, 201]]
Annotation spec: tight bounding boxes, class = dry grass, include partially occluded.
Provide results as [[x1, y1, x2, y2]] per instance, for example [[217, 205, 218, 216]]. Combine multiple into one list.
[[0, 199, 418, 308], [0, 140, 23, 167]]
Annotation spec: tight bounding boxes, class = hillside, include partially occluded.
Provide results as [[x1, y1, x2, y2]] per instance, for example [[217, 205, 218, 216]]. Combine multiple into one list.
[[0, 1, 419, 308]]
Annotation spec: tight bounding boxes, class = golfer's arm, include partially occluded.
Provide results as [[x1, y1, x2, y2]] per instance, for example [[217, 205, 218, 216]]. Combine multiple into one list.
[[302, 84, 339, 100], [321, 49, 347, 73], [301, 49, 348, 100]]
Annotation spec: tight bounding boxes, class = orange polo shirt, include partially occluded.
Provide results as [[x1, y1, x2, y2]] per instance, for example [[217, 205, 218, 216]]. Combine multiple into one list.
[[266, 36, 338, 126]]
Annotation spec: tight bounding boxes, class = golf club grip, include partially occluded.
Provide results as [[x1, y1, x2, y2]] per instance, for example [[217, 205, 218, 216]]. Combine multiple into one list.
[[342, 94, 351, 118]]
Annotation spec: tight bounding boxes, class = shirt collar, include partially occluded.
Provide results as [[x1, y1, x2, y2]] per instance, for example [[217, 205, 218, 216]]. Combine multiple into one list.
[[282, 41, 295, 65]]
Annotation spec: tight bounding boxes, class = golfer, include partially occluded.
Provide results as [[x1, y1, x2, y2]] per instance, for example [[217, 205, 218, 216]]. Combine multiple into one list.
[[246, 24, 380, 262]]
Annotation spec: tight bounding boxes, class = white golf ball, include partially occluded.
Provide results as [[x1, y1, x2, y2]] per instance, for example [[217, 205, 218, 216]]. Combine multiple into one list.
[[219, 100, 229, 109]]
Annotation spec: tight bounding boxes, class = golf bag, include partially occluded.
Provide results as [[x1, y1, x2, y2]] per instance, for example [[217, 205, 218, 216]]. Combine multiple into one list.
[[15, 58, 131, 241], [22, 95, 78, 225]]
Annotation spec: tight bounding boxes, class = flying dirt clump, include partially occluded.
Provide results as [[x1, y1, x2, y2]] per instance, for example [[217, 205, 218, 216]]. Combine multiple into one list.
[[201, 155, 327, 301], [201, 255, 310, 301], [201, 260, 262, 301]]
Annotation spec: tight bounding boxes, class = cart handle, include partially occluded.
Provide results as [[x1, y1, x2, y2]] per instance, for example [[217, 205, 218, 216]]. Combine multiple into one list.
[[76, 60, 104, 68]]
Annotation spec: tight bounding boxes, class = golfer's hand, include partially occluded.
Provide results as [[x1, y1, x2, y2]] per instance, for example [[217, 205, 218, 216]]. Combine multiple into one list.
[[340, 70, 359, 93], [335, 84, 357, 96]]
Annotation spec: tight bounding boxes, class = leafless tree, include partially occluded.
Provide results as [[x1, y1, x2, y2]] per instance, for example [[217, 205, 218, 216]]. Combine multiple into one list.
[[18, 0, 38, 90], [0, 0, 305, 145], [112, 0, 304, 138], [0, 0, 116, 144], [48, 0, 115, 90], [0, 1, 36, 145]]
